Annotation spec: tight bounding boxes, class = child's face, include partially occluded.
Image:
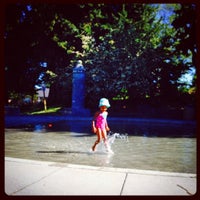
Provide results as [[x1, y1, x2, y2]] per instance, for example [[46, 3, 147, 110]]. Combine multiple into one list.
[[100, 106, 107, 112]]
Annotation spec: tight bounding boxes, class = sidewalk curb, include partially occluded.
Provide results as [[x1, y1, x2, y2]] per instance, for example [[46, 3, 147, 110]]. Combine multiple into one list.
[[5, 157, 197, 196]]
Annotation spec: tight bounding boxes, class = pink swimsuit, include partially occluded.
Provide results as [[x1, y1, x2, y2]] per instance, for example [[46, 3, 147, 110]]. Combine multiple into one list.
[[95, 112, 108, 130]]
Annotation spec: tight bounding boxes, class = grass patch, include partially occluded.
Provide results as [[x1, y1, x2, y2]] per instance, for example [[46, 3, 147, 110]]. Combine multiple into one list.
[[28, 107, 62, 115]]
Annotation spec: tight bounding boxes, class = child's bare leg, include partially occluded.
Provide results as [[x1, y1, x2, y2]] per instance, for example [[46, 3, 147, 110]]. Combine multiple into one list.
[[92, 140, 99, 151], [92, 129, 101, 151], [102, 130, 109, 149], [102, 130, 113, 153]]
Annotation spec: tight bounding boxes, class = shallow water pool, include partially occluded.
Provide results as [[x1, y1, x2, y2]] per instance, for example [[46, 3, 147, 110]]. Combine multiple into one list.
[[5, 124, 196, 173]]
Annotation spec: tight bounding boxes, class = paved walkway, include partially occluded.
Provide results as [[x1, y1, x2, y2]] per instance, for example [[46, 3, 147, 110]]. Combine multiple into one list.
[[5, 157, 196, 196]]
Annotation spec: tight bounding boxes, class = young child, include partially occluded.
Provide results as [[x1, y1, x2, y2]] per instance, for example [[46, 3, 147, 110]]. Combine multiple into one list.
[[91, 98, 112, 153]]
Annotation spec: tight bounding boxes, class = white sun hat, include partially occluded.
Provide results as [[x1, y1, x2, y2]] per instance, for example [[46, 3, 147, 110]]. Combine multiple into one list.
[[99, 98, 111, 108]]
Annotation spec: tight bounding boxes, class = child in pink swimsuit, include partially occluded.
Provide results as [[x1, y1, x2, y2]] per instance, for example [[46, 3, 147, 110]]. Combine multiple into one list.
[[91, 98, 112, 152]]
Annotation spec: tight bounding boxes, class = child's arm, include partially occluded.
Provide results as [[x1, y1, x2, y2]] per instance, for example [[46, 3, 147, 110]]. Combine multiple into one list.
[[105, 112, 110, 131], [105, 121, 110, 132], [92, 119, 97, 133]]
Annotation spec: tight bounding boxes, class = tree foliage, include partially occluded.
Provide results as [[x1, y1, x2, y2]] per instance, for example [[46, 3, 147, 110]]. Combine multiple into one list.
[[172, 4, 197, 97], [4, 3, 197, 109]]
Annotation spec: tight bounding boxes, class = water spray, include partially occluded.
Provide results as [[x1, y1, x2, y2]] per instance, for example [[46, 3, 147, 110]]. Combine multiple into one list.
[[107, 131, 129, 143]]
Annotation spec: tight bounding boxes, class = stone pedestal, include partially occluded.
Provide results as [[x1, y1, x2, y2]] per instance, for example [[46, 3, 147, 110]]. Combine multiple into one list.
[[71, 61, 90, 116]]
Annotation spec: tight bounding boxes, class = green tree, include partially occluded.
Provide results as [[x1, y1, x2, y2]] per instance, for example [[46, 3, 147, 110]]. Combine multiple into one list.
[[5, 4, 73, 106], [172, 4, 197, 100], [80, 4, 182, 107], [5, 3, 196, 110]]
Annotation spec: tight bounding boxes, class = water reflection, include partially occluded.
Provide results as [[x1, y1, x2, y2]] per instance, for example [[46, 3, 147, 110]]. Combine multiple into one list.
[[92, 152, 114, 166], [34, 124, 46, 133]]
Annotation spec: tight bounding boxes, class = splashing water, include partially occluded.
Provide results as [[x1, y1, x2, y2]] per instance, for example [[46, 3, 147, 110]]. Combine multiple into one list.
[[95, 131, 128, 154], [107, 131, 129, 144]]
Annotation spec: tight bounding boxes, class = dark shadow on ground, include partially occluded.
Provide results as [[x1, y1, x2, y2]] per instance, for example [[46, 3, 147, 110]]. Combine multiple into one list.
[[36, 150, 91, 154]]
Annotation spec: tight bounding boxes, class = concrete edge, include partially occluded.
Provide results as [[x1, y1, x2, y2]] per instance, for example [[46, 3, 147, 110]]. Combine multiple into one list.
[[5, 115, 196, 124], [5, 157, 196, 178]]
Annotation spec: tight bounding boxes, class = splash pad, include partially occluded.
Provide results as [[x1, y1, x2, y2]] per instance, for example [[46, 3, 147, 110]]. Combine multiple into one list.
[[5, 119, 196, 173]]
